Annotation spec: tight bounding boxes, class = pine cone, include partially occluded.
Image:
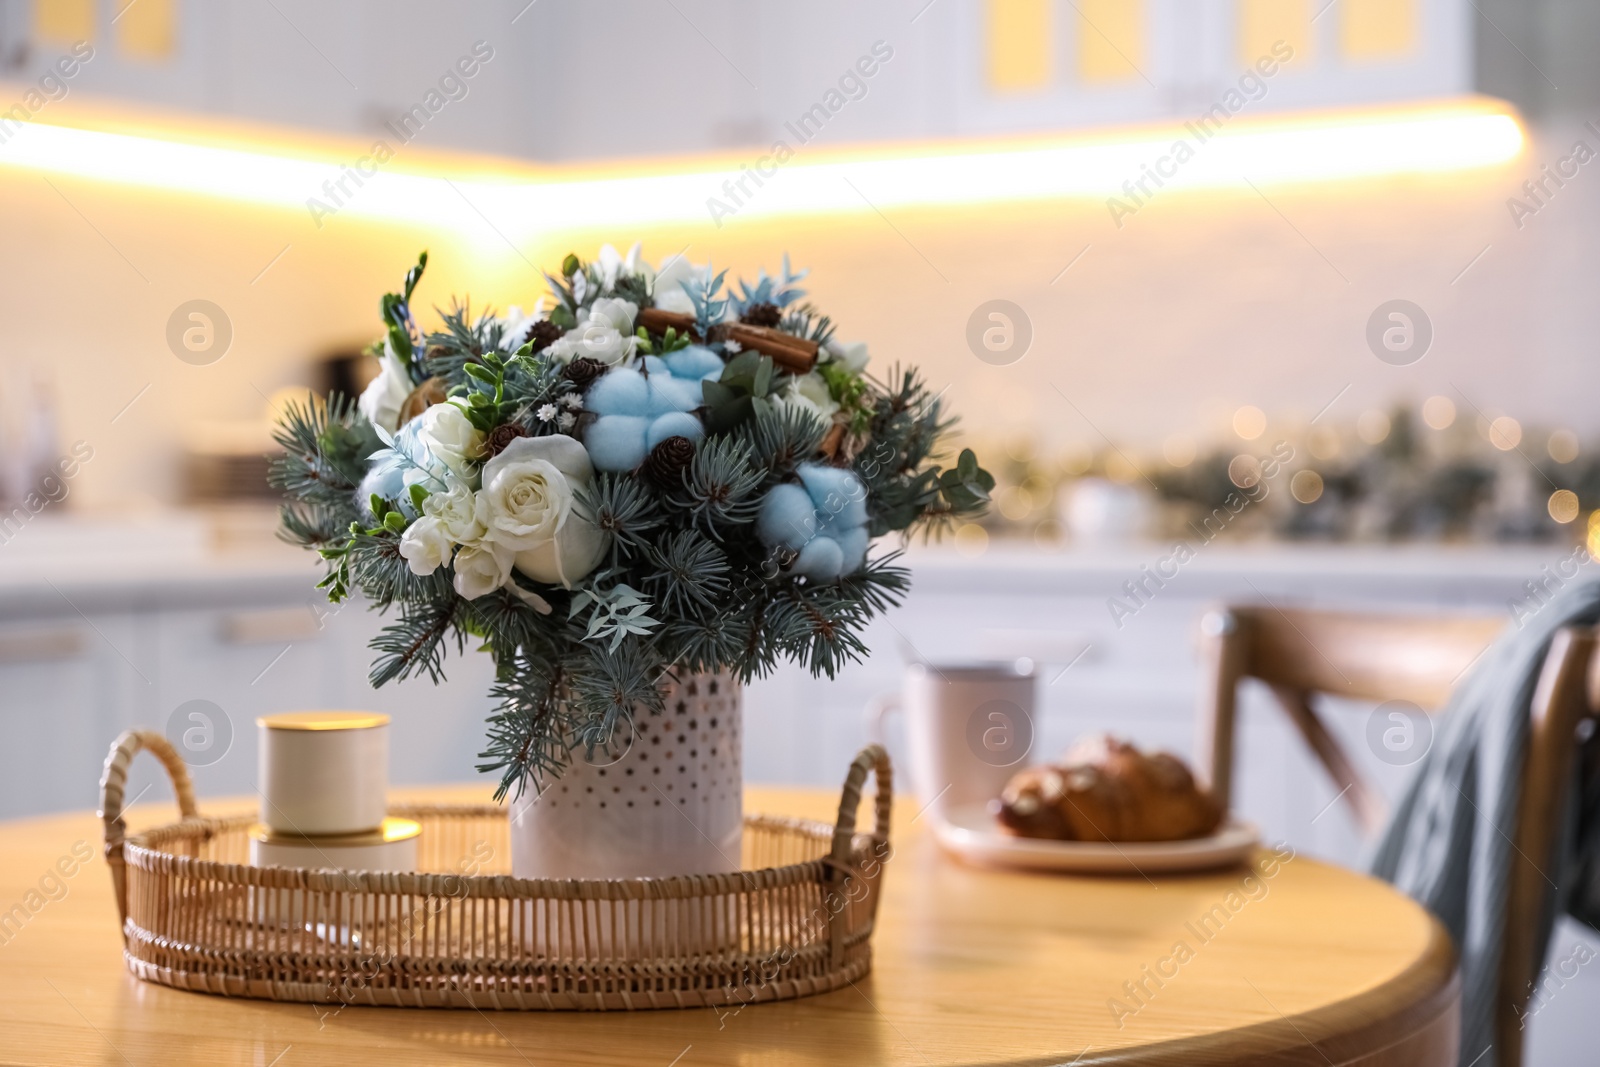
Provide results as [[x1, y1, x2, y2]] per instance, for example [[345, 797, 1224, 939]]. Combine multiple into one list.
[[643, 435, 696, 488], [525, 319, 565, 353], [563, 357, 607, 388], [740, 302, 783, 328], [485, 422, 529, 457]]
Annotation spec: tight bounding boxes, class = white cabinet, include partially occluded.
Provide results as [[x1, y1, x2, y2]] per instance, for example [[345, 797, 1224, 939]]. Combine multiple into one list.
[[2, 0, 1480, 163]]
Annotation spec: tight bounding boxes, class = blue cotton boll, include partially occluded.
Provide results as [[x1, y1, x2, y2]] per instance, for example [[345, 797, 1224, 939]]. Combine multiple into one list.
[[797, 464, 867, 527], [646, 412, 705, 450], [663, 345, 724, 381], [647, 375, 702, 414], [792, 536, 845, 581], [757, 483, 817, 549], [587, 367, 651, 417], [358, 460, 408, 516], [585, 415, 650, 471], [832, 526, 869, 576]]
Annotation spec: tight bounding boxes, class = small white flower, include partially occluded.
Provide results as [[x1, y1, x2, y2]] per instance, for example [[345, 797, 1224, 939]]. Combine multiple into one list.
[[722, 339, 743, 354], [561, 392, 584, 410], [537, 403, 558, 423], [357, 340, 415, 434], [421, 478, 485, 545], [558, 411, 577, 430], [398, 516, 451, 576], [651, 254, 710, 316], [823, 339, 870, 374], [453, 543, 513, 600], [415, 402, 484, 482]]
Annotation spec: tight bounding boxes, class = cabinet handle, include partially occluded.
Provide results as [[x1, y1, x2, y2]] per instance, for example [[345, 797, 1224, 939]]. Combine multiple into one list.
[[0, 628, 87, 663], [219, 608, 326, 645]]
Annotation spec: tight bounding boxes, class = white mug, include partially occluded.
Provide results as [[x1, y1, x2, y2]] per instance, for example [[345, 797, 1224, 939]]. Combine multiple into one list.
[[867, 660, 1036, 821]]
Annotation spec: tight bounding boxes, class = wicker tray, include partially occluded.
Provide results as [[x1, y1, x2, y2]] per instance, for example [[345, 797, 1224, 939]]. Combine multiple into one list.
[[98, 730, 892, 1010]]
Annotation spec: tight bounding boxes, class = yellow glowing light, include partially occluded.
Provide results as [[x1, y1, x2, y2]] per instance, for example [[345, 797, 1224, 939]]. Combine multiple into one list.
[[1549, 490, 1580, 524], [1228, 454, 1263, 489], [1589, 513, 1600, 561], [997, 485, 1036, 521], [1163, 436, 1197, 467], [1422, 395, 1456, 430], [955, 523, 991, 557], [1357, 409, 1391, 445], [1308, 426, 1341, 461], [1233, 405, 1267, 441], [0, 98, 1525, 233], [1489, 416, 1522, 451], [1548, 429, 1580, 464], [1291, 470, 1325, 504]]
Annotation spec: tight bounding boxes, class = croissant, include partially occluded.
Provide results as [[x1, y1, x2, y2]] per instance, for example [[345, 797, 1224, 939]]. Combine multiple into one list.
[[992, 735, 1222, 843]]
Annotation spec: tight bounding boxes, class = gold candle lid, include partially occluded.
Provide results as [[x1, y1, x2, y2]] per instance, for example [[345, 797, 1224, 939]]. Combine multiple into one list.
[[257, 710, 390, 732], [249, 817, 420, 848]]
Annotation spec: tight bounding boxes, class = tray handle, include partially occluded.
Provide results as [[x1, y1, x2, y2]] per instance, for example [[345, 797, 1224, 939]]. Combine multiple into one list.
[[99, 729, 198, 932], [825, 745, 892, 968], [829, 743, 892, 864]]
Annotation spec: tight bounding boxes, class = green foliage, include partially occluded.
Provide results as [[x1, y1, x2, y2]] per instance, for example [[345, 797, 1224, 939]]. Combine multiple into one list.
[[701, 351, 778, 433], [381, 251, 428, 377]]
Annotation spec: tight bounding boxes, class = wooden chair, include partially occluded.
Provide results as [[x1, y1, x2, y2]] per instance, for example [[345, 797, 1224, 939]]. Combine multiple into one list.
[[1196, 605, 1597, 1067]]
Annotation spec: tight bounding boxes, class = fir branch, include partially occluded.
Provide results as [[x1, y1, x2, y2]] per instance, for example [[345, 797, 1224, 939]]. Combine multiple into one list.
[[669, 436, 764, 534], [369, 598, 463, 687], [642, 529, 732, 617], [582, 472, 664, 563], [735, 404, 827, 481]]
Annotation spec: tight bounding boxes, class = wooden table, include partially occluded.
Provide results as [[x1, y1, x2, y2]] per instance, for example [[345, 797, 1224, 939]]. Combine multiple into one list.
[[0, 784, 1457, 1066]]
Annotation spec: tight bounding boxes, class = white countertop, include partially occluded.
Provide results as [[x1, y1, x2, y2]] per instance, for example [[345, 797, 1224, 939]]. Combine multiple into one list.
[[0, 507, 1574, 619]]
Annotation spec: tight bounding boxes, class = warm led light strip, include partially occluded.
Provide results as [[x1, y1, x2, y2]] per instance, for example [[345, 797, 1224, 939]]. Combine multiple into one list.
[[0, 100, 1522, 237]]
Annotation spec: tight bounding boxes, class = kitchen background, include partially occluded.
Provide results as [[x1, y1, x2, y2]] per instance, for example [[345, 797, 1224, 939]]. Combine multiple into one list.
[[1, 1, 1599, 1055]]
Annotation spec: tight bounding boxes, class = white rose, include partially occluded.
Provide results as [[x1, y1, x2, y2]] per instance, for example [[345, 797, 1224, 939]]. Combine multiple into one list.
[[357, 341, 414, 434], [823, 340, 870, 375], [547, 298, 639, 367], [475, 435, 609, 588], [416, 403, 484, 481], [651, 255, 709, 316], [398, 516, 451, 576], [422, 478, 485, 544], [452, 542, 512, 600]]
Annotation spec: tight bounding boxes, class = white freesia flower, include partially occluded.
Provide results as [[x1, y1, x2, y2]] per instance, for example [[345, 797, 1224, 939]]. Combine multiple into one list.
[[357, 340, 414, 434], [453, 542, 513, 600], [823, 339, 870, 375], [780, 371, 840, 423], [651, 254, 710, 316], [475, 435, 609, 588], [398, 516, 452, 576], [421, 479, 485, 545], [416, 403, 484, 482], [546, 297, 639, 367], [595, 243, 643, 291]]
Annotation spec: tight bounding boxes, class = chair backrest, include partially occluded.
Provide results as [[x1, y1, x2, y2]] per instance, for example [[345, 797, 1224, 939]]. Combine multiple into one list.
[[1195, 604, 1596, 1067]]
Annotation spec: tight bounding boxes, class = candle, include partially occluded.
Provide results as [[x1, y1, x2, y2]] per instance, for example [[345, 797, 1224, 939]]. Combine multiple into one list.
[[257, 711, 390, 835]]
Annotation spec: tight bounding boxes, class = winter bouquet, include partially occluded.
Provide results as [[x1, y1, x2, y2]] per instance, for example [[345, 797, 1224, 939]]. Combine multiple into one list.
[[272, 247, 992, 797]]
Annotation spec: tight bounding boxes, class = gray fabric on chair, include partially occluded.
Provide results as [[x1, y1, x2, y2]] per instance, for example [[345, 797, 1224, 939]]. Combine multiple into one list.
[[1369, 577, 1600, 1067]]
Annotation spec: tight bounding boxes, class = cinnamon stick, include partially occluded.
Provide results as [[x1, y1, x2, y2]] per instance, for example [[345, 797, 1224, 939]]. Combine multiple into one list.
[[819, 423, 846, 461], [636, 307, 699, 338], [721, 324, 818, 375]]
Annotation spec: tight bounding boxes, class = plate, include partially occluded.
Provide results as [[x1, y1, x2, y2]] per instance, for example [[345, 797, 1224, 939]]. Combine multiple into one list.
[[932, 802, 1260, 875]]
